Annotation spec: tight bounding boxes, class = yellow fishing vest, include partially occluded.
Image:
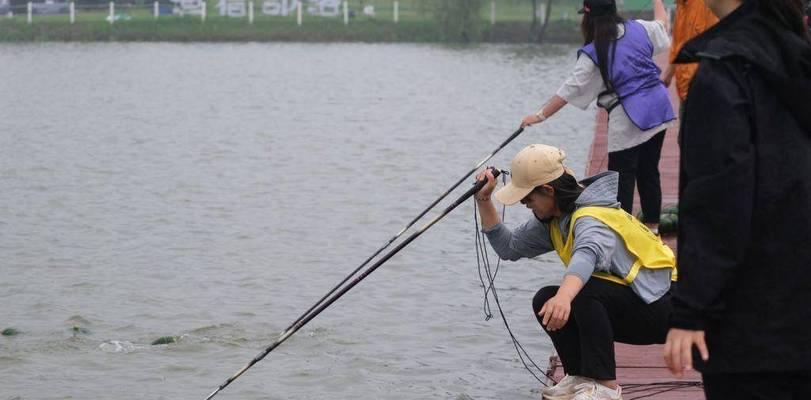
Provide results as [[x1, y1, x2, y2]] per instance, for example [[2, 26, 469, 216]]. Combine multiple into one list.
[[549, 206, 677, 286]]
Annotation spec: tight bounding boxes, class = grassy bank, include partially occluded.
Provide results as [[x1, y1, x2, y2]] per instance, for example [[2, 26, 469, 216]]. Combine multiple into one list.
[[0, 18, 438, 42], [0, 17, 582, 43]]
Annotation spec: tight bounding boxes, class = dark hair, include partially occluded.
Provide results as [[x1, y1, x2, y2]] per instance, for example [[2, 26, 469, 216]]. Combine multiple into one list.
[[532, 172, 584, 215], [580, 12, 625, 90], [758, 0, 811, 42]]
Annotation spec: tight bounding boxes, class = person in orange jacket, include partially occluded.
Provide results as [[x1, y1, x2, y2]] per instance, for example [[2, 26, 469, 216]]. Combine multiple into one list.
[[662, 0, 718, 105]]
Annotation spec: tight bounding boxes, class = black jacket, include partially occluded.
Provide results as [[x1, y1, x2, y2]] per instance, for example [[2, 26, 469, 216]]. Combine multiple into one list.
[[671, 0, 811, 374]]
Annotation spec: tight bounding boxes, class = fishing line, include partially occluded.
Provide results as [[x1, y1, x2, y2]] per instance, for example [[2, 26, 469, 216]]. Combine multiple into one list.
[[472, 172, 557, 387], [624, 381, 704, 399]]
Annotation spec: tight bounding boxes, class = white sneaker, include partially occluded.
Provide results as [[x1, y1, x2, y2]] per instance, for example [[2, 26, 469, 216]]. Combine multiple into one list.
[[571, 381, 622, 400], [542, 375, 592, 400]]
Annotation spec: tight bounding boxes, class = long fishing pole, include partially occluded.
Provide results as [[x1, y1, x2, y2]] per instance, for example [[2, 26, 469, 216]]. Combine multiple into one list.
[[209, 126, 525, 388], [204, 168, 502, 400]]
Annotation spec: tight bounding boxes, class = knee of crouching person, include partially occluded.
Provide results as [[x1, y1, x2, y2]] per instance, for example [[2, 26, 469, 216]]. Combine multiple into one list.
[[532, 285, 560, 313]]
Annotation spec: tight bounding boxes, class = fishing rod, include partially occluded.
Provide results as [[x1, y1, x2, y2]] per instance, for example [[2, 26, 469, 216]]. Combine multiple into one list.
[[204, 168, 503, 400]]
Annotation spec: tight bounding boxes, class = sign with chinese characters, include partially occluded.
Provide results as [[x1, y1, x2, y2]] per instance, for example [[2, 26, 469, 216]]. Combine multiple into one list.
[[213, 0, 345, 19]]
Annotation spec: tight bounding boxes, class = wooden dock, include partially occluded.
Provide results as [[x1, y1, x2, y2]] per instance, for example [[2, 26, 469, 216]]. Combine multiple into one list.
[[545, 81, 704, 399]]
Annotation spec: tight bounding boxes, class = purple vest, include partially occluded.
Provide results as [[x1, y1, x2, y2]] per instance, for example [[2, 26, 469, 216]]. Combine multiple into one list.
[[579, 20, 675, 131]]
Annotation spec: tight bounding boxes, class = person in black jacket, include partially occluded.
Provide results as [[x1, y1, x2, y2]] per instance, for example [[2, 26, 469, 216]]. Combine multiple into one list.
[[662, 0, 811, 399]]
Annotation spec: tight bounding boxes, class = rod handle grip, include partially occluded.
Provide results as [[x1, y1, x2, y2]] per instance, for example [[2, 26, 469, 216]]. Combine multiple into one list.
[[472, 166, 501, 193]]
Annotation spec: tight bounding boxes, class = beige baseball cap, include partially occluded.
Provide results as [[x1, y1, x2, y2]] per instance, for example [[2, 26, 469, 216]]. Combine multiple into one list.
[[494, 144, 572, 205]]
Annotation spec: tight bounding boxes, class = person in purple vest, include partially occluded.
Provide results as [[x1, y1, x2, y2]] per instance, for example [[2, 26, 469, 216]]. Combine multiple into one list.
[[520, 0, 675, 234]]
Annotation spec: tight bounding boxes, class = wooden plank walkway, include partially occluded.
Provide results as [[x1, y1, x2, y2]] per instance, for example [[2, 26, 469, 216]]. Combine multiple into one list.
[[546, 66, 704, 399]]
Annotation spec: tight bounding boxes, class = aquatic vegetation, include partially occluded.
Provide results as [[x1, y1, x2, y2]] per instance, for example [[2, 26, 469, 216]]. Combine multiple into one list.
[[2, 327, 19, 336], [72, 326, 91, 336], [151, 336, 179, 345]]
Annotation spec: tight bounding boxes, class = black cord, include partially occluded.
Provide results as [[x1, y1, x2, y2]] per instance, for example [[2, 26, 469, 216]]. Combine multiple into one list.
[[625, 381, 703, 399], [474, 210, 494, 320], [472, 172, 556, 387]]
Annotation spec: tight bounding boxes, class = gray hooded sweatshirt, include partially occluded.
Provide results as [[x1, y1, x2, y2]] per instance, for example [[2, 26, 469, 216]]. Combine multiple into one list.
[[483, 171, 671, 304]]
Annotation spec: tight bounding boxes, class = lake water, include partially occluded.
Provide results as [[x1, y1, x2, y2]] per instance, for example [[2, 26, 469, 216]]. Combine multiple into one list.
[[0, 42, 596, 400]]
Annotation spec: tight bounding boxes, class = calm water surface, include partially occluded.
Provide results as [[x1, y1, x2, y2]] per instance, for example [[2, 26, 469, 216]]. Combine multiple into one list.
[[0, 42, 596, 400]]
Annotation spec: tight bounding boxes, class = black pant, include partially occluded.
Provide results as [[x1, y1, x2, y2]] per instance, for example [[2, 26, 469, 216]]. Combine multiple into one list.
[[607, 130, 666, 223], [703, 372, 811, 400], [532, 278, 671, 380]]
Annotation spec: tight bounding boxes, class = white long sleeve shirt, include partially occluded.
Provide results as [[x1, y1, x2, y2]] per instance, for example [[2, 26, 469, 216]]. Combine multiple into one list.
[[556, 20, 674, 153]]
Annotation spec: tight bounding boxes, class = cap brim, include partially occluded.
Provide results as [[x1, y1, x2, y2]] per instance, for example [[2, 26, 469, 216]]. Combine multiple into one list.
[[577, 7, 586, 14], [494, 183, 534, 206]]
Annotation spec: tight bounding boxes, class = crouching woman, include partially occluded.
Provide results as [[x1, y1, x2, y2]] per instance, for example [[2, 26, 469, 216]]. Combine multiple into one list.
[[476, 144, 676, 400]]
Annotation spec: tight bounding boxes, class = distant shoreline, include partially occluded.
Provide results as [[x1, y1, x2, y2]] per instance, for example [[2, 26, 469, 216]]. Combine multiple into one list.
[[0, 19, 583, 43]]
